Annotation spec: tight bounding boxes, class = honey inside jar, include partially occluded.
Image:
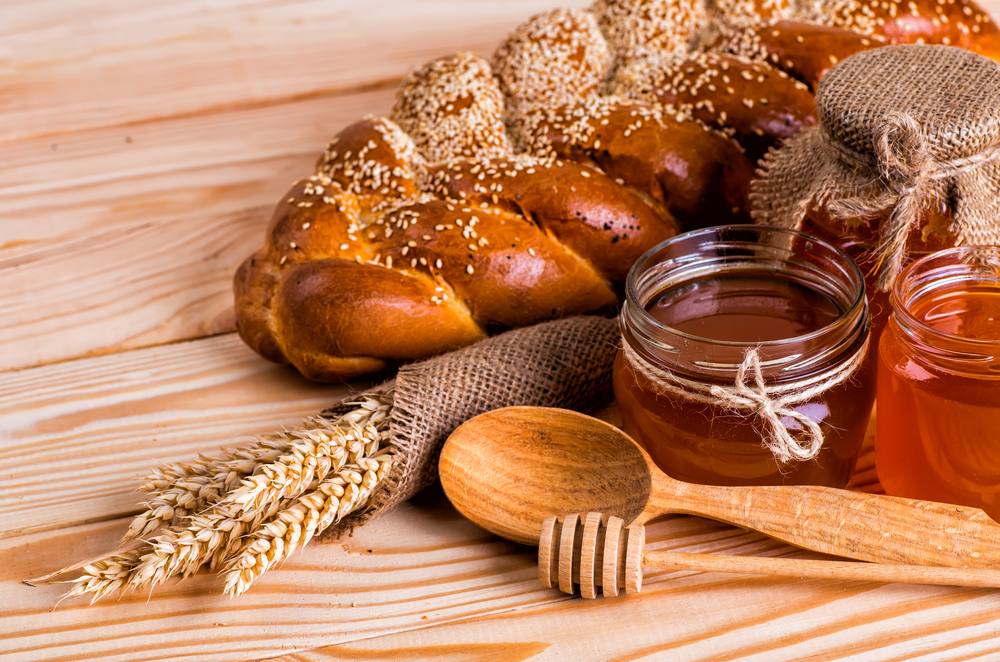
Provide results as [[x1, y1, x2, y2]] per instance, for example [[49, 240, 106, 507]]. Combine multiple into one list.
[[615, 226, 875, 488], [876, 248, 1000, 516]]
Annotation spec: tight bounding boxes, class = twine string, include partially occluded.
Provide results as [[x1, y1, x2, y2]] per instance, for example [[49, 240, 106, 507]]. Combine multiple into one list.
[[825, 112, 1000, 291], [622, 336, 869, 465]]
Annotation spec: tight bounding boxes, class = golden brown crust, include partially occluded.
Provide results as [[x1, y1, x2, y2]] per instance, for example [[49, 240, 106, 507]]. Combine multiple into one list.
[[801, 0, 1000, 61], [236, 116, 662, 381], [314, 117, 422, 215], [391, 53, 513, 163], [426, 156, 678, 281], [273, 259, 485, 378], [711, 19, 882, 89], [513, 97, 754, 230], [613, 51, 816, 161], [592, 0, 709, 59], [234, 249, 286, 365], [492, 9, 612, 110], [234, 0, 1000, 381]]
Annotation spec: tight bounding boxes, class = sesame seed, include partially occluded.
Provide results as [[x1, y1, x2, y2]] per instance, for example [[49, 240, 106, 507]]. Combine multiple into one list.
[[466, 265, 474, 275], [340, 243, 349, 250]]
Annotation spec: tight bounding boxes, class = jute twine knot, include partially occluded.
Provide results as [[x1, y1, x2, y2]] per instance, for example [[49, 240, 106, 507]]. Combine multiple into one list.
[[622, 335, 869, 464], [826, 112, 1000, 291]]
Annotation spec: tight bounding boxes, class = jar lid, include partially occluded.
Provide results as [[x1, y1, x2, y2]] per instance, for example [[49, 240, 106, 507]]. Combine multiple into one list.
[[816, 44, 1000, 161]]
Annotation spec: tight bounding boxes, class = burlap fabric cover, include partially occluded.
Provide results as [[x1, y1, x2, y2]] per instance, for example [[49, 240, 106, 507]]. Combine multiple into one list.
[[320, 315, 619, 537], [751, 44, 1000, 290]]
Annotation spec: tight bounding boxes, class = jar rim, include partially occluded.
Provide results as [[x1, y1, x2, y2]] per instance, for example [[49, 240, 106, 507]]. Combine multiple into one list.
[[622, 225, 869, 381], [891, 246, 1000, 352]]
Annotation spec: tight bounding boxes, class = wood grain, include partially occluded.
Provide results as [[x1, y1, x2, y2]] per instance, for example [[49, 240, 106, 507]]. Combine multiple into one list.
[[0, 333, 365, 539], [0, 0, 589, 143], [11, 485, 1000, 662], [5, 0, 1000, 659], [0, 0, 588, 373], [263, 577, 1000, 662], [0, 87, 395, 371]]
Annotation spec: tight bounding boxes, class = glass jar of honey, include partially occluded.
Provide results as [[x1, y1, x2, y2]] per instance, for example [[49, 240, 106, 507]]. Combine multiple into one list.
[[614, 225, 876, 487], [876, 247, 1000, 517]]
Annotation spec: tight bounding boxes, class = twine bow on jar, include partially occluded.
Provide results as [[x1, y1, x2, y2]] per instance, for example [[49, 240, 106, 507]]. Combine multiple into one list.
[[622, 336, 869, 464], [826, 112, 1000, 291]]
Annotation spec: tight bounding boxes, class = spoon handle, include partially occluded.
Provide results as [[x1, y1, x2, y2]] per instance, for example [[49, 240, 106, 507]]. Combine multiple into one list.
[[644, 472, 1000, 567]]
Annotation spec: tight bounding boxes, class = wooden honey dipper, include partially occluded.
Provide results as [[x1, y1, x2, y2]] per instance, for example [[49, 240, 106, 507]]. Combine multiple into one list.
[[539, 512, 1000, 598], [439, 407, 1000, 577]]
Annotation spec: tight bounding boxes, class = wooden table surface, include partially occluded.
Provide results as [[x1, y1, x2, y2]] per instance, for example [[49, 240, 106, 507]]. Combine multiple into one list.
[[5, 1, 1000, 660]]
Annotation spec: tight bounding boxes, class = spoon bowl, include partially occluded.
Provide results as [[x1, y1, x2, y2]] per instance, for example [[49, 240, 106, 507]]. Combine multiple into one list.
[[440, 406, 1000, 567], [440, 406, 651, 544]]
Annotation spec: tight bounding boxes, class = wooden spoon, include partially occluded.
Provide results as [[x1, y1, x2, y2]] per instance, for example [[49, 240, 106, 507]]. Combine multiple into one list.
[[439, 406, 1000, 568]]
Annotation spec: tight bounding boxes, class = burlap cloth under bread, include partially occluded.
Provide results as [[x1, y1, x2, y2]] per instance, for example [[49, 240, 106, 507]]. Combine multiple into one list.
[[320, 315, 620, 539], [751, 44, 1000, 290]]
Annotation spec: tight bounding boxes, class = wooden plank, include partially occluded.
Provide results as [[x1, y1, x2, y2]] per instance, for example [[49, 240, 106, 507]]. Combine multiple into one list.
[[0, 0, 587, 371], [0, 333, 368, 539], [0, 87, 397, 371], [0, 483, 892, 662], [7, 488, 1000, 662], [0, 322, 879, 542], [0, 0, 589, 144], [263, 578, 1000, 662]]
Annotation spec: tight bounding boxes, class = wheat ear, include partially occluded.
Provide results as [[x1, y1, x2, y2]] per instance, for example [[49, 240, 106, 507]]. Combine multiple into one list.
[[223, 450, 394, 597], [125, 414, 358, 541], [57, 552, 143, 606], [62, 394, 393, 601], [124, 438, 290, 541]]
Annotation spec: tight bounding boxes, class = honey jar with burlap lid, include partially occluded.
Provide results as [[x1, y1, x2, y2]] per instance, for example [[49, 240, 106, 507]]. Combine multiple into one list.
[[751, 44, 1000, 310]]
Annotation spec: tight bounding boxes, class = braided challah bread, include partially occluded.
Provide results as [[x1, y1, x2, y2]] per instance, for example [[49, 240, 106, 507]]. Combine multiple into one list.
[[235, 0, 1000, 382]]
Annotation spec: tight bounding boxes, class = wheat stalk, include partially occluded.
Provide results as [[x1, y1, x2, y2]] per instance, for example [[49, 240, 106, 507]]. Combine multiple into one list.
[[57, 552, 143, 606], [223, 450, 394, 597], [123, 411, 367, 541], [61, 394, 394, 602], [124, 438, 290, 541]]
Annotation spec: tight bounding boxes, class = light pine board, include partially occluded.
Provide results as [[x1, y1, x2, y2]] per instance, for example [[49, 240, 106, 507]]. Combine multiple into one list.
[[0, 0, 588, 373], [4, 0, 1000, 659], [0, 0, 591, 142], [0, 333, 365, 539], [11, 485, 979, 662], [7, 488, 1000, 662], [0, 88, 395, 370]]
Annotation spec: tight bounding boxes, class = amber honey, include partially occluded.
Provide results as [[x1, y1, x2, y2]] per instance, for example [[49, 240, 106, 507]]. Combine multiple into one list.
[[876, 248, 1000, 516], [615, 226, 875, 487]]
